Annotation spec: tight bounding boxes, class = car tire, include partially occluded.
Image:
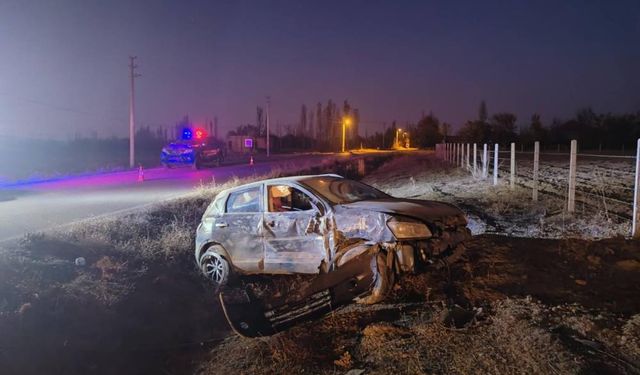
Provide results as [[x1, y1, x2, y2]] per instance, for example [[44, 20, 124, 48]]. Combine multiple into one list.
[[200, 249, 230, 293]]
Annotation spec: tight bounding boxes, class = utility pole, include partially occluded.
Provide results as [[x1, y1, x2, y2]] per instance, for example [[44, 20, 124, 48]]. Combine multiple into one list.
[[128, 56, 140, 168], [266, 96, 271, 157]]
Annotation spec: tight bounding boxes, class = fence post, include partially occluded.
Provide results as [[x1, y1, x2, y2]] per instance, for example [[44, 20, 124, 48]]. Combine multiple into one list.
[[493, 143, 499, 185], [473, 143, 477, 176], [460, 143, 464, 168], [482, 143, 488, 178], [510, 142, 515, 189], [533, 141, 539, 201], [567, 139, 577, 213], [466, 143, 470, 170], [451, 143, 458, 165], [454, 143, 457, 165], [633, 139, 640, 238], [452, 143, 456, 164]]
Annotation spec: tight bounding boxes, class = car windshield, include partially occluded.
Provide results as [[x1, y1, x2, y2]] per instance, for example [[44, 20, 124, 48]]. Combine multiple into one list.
[[301, 176, 389, 205]]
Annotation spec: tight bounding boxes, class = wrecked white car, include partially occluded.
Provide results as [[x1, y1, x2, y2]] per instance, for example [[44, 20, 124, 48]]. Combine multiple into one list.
[[195, 174, 470, 336]]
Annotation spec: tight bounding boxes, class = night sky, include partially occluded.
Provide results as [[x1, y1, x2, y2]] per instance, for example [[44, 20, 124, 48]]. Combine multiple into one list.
[[1, 0, 639, 139]]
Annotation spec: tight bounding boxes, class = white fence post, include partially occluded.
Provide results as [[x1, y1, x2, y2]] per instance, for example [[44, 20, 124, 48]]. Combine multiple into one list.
[[567, 139, 577, 213], [466, 143, 470, 170], [633, 139, 640, 238], [473, 143, 477, 176], [482, 143, 488, 178], [460, 143, 464, 168], [510, 142, 515, 189], [493, 143, 499, 185], [533, 141, 539, 201]]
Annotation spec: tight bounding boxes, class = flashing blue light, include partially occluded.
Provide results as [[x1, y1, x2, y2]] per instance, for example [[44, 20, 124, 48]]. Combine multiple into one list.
[[182, 128, 193, 140]]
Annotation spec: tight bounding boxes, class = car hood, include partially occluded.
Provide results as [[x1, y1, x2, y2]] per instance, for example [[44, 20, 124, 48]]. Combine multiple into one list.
[[339, 198, 464, 222]]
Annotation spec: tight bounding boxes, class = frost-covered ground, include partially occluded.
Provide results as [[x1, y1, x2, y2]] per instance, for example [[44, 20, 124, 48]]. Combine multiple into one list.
[[363, 152, 631, 239]]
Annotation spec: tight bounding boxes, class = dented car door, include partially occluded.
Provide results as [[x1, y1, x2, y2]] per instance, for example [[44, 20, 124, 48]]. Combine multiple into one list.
[[218, 185, 265, 273], [263, 184, 326, 274]]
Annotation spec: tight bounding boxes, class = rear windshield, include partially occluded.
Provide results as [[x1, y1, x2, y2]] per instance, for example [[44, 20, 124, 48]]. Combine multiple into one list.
[[301, 176, 389, 205]]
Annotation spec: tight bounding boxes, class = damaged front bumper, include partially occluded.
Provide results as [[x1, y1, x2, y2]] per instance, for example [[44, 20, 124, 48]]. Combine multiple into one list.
[[389, 222, 471, 273], [219, 247, 382, 337]]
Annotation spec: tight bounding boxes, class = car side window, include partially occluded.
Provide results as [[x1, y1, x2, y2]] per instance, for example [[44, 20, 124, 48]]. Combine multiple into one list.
[[226, 187, 261, 213], [268, 185, 313, 212]]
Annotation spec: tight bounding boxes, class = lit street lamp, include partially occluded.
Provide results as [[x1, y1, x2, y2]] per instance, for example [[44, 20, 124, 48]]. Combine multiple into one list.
[[342, 116, 352, 153], [395, 128, 402, 148]]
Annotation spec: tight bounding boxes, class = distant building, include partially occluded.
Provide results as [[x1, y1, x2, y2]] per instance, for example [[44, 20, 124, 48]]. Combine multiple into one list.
[[227, 135, 267, 153]]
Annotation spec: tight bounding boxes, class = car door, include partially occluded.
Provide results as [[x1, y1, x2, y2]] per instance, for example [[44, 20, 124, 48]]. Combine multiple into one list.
[[263, 183, 326, 274], [216, 185, 265, 272]]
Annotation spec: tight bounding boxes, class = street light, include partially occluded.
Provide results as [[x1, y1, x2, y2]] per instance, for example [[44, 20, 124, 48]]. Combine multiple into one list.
[[395, 128, 402, 148], [342, 116, 352, 153]]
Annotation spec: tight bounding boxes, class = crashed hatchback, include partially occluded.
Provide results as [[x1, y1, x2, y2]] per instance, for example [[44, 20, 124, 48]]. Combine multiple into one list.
[[195, 174, 470, 336]]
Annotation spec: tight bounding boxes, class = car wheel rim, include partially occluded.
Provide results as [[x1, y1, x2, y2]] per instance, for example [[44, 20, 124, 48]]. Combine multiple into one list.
[[204, 255, 225, 284]]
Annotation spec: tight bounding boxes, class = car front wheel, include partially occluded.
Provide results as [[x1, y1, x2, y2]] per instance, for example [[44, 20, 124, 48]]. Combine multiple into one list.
[[200, 249, 230, 292]]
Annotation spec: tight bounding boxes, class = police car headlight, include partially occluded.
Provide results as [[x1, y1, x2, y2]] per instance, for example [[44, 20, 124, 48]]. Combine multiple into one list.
[[387, 217, 432, 239]]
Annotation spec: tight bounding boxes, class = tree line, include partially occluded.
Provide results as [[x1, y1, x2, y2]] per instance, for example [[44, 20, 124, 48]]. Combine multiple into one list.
[[410, 101, 640, 151]]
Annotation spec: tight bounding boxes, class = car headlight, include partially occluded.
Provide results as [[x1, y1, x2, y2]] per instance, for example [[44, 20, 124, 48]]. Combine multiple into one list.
[[387, 217, 432, 239]]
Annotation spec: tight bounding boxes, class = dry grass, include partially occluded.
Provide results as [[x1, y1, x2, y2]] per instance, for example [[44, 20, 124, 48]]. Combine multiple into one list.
[[198, 298, 613, 374]]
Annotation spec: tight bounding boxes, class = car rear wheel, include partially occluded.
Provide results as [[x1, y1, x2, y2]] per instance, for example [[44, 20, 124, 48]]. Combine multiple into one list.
[[200, 249, 230, 292]]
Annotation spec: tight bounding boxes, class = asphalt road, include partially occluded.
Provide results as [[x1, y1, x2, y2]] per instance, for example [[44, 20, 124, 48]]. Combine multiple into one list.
[[0, 153, 346, 242]]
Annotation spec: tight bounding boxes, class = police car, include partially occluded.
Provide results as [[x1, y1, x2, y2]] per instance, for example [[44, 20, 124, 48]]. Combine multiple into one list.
[[161, 128, 226, 169]]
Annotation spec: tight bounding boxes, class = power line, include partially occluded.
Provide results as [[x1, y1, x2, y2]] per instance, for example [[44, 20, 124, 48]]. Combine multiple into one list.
[[0, 92, 126, 123]]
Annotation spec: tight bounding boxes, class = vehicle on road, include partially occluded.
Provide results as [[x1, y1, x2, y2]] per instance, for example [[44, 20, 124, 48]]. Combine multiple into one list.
[[195, 174, 470, 336], [160, 136, 225, 169]]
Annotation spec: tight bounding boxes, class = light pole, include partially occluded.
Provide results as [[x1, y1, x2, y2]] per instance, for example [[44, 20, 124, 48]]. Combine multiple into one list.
[[128, 56, 140, 168], [342, 116, 351, 153], [395, 128, 402, 148], [266, 96, 270, 157]]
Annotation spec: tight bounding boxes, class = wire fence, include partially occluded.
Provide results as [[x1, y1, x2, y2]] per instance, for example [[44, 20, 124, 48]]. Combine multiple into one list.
[[436, 141, 640, 237]]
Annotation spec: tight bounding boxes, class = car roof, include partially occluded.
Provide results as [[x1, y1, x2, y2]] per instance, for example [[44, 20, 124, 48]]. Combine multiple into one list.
[[218, 174, 343, 195]]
